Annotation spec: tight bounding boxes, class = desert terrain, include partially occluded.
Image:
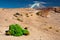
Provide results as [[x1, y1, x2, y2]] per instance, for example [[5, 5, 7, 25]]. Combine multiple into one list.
[[0, 8, 60, 40]]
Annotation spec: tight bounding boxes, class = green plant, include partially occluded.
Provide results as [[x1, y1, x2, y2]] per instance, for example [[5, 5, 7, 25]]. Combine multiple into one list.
[[5, 24, 29, 36]]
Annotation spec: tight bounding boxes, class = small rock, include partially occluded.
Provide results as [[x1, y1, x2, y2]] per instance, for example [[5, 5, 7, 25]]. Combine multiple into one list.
[[55, 30, 59, 32], [17, 18, 23, 22], [49, 27, 52, 29], [16, 13, 20, 15]]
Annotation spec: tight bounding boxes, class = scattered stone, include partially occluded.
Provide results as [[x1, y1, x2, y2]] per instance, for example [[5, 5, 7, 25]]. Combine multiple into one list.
[[49, 27, 52, 29], [16, 13, 20, 15], [5, 30, 11, 36], [13, 14, 18, 17], [17, 18, 23, 22], [20, 14, 23, 16], [31, 14, 33, 16], [24, 27, 28, 29], [25, 13, 29, 17], [26, 13, 28, 15], [55, 30, 59, 32], [53, 7, 60, 13], [13, 13, 23, 17], [26, 15, 29, 17], [5, 19, 8, 21], [36, 12, 40, 16]]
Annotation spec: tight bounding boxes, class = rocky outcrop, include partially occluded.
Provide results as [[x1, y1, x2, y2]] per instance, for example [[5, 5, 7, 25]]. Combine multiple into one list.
[[53, 7, 60, 13]]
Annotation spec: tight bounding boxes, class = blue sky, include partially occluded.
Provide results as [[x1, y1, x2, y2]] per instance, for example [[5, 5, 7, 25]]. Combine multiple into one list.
[[0, 0, 60, 8]]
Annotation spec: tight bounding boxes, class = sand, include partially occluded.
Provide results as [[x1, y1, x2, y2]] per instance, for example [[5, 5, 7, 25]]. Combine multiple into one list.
[[0, 8, 60, 40]]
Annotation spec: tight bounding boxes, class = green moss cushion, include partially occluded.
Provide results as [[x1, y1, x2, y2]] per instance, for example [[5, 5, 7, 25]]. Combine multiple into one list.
[[8, 24, 29, 36]]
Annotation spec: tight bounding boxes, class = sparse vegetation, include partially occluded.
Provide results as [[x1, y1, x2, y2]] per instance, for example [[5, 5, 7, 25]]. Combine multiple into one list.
[[5, 24, 29, 36]]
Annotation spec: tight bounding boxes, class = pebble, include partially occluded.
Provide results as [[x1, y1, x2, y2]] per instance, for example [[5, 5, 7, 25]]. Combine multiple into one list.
[[16, 13, 20, 15], [55, 30, 59, 32], [49, 27, 52, 29], [17, 18, 23, 22]]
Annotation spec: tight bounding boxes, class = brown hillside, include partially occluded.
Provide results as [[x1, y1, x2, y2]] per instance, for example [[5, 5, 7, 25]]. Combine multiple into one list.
[[0, 8, 60, 40]]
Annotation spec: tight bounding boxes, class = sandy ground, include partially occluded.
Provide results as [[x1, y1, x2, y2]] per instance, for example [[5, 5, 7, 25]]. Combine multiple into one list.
[[0, 8, 60, 40]]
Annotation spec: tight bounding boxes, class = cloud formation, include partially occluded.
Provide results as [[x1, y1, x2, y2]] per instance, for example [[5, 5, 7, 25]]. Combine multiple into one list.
[[29, 1, 46, 8]]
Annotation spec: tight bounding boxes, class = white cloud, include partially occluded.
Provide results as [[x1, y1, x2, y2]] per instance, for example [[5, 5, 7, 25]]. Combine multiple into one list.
[[39, 2, 47, 4], [34, 1, 46, 4], [28, 1, 47, 8]]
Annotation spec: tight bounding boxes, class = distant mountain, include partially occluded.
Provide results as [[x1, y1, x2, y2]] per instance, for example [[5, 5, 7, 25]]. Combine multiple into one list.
[[35, 7, 60, 13]]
